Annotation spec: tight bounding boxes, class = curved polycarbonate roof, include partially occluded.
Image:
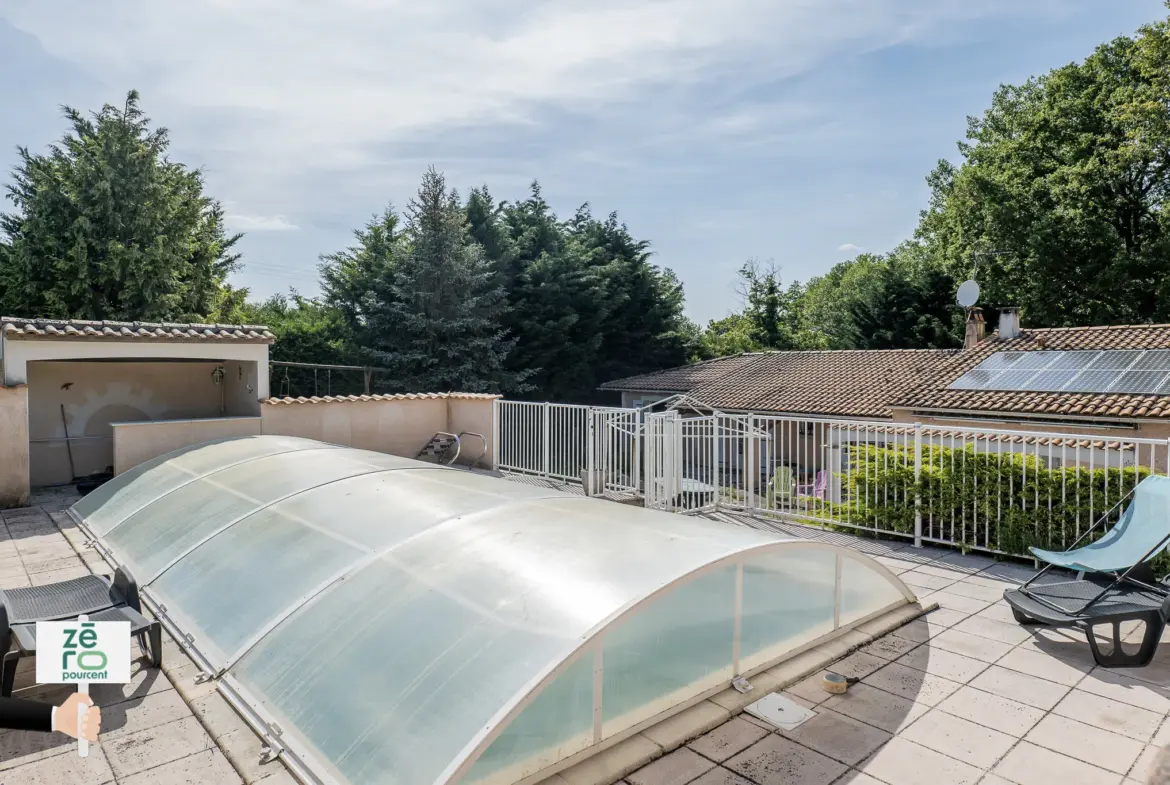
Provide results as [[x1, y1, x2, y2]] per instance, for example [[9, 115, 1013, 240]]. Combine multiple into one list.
[[71, 436, 916, 785]]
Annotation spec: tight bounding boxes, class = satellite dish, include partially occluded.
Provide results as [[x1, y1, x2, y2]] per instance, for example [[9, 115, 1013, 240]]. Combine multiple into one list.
[[957, 279, 980, 308]]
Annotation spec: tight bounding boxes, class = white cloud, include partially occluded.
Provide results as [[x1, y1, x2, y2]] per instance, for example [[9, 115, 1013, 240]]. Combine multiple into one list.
[[837, 243, 863, 253], [225, 214, 298, 232], [2, 0, 1042, 179], [0, 0, 1066, 310]]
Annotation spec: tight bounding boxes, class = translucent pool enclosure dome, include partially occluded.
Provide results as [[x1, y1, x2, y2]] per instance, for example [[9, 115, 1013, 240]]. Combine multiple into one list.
[[70, 436, 916, 785]]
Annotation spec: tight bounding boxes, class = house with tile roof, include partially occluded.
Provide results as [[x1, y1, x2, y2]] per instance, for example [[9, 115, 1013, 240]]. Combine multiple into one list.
[[601, 348, 961, 492], [600, 349, 960, 419], [600, 310, 1170, 481], [604, 310, 1170, 432]]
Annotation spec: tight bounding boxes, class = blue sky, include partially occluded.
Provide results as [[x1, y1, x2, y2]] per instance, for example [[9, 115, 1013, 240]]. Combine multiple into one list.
[[0, 1, 1165, 325]]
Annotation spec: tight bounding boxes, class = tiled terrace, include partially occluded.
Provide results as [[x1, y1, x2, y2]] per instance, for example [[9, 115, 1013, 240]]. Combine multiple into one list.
[[0, 488, 293, 785], [2, 486, 1169, 785], [612, 511, 1170, 785]]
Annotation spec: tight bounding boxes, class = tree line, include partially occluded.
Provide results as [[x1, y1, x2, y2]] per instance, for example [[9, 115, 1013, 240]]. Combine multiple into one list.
[[1, 6, 1167, 402], [694, 7, 1170, 359], [0, 92, 691, 403]]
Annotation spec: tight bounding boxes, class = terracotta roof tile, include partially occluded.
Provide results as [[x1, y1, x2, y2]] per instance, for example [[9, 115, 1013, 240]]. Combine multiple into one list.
[[264, 392, 500, 404], [603, 349, 957, 419], [895, 324, 1170, 419], [1, 316, 275, 343], [599, 354, 760, 393], [690, 350, 958, 419]]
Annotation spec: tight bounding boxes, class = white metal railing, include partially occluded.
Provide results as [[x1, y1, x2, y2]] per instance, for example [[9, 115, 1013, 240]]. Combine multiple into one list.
[[498, 400, 1170, 558], [641, 411, 1169, 558], [494, 400, 641, 498]]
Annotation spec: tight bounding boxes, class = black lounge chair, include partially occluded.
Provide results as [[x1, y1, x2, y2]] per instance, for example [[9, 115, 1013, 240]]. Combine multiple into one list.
[[1004, 476, 1170, 668], [0, 567, 162, 696]]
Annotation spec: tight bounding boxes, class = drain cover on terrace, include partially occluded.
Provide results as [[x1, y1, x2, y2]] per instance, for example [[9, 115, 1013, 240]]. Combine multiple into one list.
[[744, 692, 817, 731]]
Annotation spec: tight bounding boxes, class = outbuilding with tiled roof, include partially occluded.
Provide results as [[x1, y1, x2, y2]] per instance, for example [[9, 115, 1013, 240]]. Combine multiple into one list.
[[0, 314, 273, 502]]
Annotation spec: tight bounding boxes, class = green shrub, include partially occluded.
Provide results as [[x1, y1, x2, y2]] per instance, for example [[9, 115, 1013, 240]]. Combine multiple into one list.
[[829, 444, 1148, 558]]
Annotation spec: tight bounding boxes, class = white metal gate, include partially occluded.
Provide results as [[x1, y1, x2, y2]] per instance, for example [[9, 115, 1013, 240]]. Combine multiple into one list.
[[643, 411, 733, 513], [589, 408, 641, 496], [644, 411, 679, 509]]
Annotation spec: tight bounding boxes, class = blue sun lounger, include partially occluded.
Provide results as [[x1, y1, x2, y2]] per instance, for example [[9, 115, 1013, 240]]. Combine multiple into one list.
[[1030, 475, 1170, 574], [1004, 475, 1170, 668]]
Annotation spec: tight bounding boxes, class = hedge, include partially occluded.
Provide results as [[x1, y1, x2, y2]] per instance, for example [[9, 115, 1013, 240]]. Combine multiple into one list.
[[829, 444, 1149, 557]]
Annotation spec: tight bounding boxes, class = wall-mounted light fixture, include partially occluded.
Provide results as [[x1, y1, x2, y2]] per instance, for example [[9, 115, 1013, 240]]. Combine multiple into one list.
[[212, 365, 226, 416]]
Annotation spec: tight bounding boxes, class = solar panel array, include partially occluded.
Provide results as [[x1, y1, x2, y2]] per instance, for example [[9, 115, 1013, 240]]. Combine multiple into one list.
[[948, 350, 1170, 395]]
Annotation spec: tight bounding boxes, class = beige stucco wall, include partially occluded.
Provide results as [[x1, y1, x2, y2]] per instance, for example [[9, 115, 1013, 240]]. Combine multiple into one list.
[[78, 394, 502, 483], [112, 417, 263, 475], [0, 385, 30, 508], [1, 337, 269, 399], [447, 398, 497, 466], [259, 398, 449, 460], [223, 360, 262, 417], [28, 361, 232, 487]]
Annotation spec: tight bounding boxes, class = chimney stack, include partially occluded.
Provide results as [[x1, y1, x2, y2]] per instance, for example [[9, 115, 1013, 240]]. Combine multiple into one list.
[[999, 307, 1021, 341], [964, 307, 985, 350]]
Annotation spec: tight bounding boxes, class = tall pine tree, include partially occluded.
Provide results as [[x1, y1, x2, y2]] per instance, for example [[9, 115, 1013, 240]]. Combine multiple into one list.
[[319, 206, 402, 349], [367, 168, 527, 394]]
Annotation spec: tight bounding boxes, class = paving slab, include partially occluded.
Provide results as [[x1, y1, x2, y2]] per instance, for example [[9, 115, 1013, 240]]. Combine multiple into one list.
[[919, 590, 996, 615], [0, 742, 116, 785], [118, 749, 242, 785], [993, 741, 1123, 785], [968, 665, 1071, 711], [858, 633, 919, 661], [824, 651, 888, 680], [857, 736, 981, 785], [974, 602, 1021, 625], [1077, 668, 1170, 714], [0, 723, 87, 772], [1053, 689, 1164, 743], [896, 644, 991, 684], [860, 661, 962, 706], [945, 581, 1011, 603], [687, 769, 755, 785], [900, 571, 958, 592], [625, 748, 714, 785], [778, 706, 891, 766], [900, 708, 1016, 769], [640, 701, 730, 752], [725, 734, 848, 785], [1025, 713, 1145, 775], [821, 683, 930, 734], [102, 717, 217, 779], [996, 646, 1092, 687], [1127, 744, 1164, 784], [782, 676, 833, 707], [935, 685, 1046, 738], [952, 615, 1035, 645], [687, 718, 768, 763], [99, 689, 194, 741]]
